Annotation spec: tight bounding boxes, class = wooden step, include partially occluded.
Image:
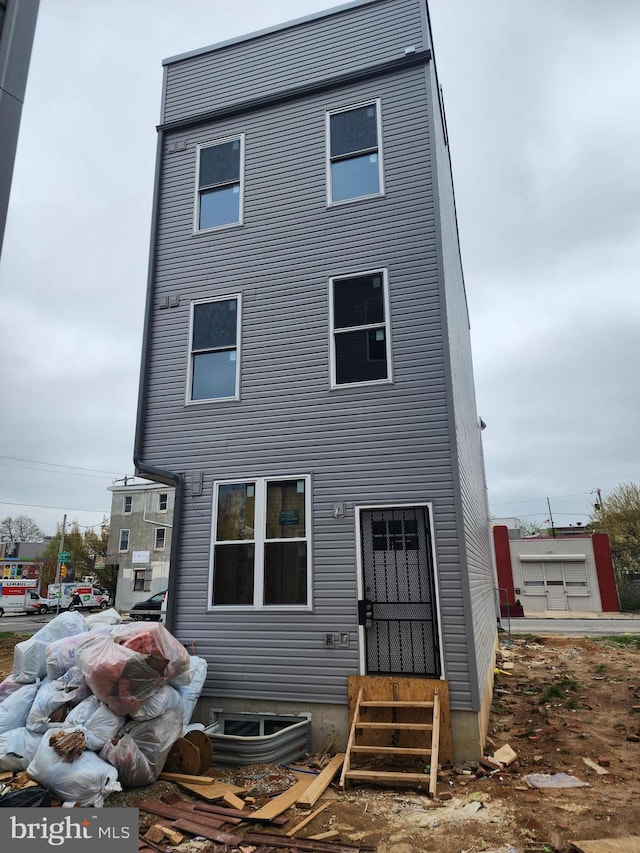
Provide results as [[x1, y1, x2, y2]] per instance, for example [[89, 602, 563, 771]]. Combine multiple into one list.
[[350, 745, 432, 756], [344, 770, 431, 784], [356, 722, 433, 730], [360, 700, 434, 708]]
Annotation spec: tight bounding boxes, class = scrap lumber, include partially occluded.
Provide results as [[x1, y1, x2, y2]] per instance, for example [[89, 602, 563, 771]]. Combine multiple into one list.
[[285, 801, 331, 837], [569, 840, 640, 853], [171, 819, 242, 846], [158, 771, 216, 786], [193, 801, 288, 826], [173, 778, 247, 801], [493, 743, 518, 767], [295, 753, 345, 809], [309, 830, 340, 841], [137, 799, 225, 829], [223, 790, 246, 810], [249, 777, 313, 820]]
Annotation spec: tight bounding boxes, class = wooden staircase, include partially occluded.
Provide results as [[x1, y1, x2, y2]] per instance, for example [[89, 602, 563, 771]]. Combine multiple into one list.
[[340, 677, 450, 797]]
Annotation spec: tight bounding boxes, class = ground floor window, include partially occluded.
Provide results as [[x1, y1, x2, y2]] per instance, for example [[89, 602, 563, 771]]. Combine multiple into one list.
[[210, 475, 311, 609]]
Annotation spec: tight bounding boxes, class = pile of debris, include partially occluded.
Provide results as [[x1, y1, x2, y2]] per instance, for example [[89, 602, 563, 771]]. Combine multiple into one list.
[[0, 609, 206, 806]]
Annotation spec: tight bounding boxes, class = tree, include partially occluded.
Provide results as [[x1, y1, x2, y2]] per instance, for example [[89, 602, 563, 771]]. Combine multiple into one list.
[[519, 519, 542, 537], [0, 515, 44, 543], [590, 483, 640, 609], [40, 520, 116, 596]]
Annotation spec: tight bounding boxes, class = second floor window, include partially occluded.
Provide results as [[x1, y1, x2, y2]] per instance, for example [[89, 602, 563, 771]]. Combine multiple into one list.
[[158, 493, 168, 512], [196, 135, 244, 231], [122, 495, 132, 514], [154, 528, 166, 550], [330, 269, 392, 387], [119, 529, 130, 552], [327, 100, 383, 204]]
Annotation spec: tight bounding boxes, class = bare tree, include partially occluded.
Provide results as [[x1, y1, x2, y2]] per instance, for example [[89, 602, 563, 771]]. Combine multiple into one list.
[[0, 515, 45, 543]]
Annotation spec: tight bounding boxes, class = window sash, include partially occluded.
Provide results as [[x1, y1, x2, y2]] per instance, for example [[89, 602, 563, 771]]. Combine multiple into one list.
[[330, 269, 391, 387], [210, 476, 311, 609], [122, 496, 132, 514], [327, 100, 383, 204], [119, 529, 130, 552], [154, 528, 166, 550], [188, 296, 241, 402], [158, 493, 168, 512], [196, 135, 244, 231]]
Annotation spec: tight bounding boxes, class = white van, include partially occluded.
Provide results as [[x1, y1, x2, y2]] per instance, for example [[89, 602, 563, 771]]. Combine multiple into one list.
[[0, 580, 41, 616]]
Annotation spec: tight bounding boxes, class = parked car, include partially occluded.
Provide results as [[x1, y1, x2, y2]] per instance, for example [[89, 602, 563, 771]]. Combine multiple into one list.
[[130, 590, 167, 621]]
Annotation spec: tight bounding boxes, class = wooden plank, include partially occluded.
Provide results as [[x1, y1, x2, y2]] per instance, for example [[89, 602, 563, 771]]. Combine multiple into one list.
[[249, 777, 313, 820], [429, 689, 441, 798], [192, 802, 288, 826], [351, 745, 432, 755], [285, 801, 330, 836], [309, 830, 340, 841], [360, 700, 435, 707], [222, 791, 245, 810], [171, 819, 242, 846], [137, 800, 225, 829], [296, 753, 344, 808], [158, 772, 216, 785], [340, 687, 362, 788], [174, 779, 246, 801], [344, 769, 431, 784], [569, 840, 640, 853], [356, 721, 433, 730]]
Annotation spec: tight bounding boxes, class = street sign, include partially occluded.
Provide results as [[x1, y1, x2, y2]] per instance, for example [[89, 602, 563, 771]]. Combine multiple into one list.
[[58, 552, 71, 561]]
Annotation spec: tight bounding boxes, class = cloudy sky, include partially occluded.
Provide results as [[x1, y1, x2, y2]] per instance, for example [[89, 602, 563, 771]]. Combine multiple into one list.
[[0, 0, 639, 537]]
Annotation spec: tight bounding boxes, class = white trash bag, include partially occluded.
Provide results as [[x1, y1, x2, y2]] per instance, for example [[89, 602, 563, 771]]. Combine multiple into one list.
[[0, 727, 43, 771], [13, 611, 87, 683], [27, 727, 121, 807], [0, 683, 40, 734], [64, 696, 126, 752]]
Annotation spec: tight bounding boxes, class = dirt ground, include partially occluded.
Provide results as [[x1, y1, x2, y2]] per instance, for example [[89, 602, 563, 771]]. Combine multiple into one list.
[[2, 631, 640, 852]]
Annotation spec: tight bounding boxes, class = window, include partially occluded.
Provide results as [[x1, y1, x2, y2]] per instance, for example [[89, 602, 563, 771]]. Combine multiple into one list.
[[158, 493, 168, 512], [118, 529, 130, 552], [330, 270, 391, 386], [154, 528, 166, 551], [188, 296, 240, 401], [211, 476, 311, 608], [327, 100, 383, 204], [122, 495, 132, 514], [196, 135, 244, 231], [133, 569, 145, 591]]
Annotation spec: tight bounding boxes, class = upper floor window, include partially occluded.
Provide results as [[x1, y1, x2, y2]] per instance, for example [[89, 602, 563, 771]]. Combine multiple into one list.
[[330, 269, 392, 387], [154, 528, 166, 551], [327, 100, 383, 204], [118, 529, 130, 552], [196, 135, 244, 231], [210, 476, 311, 609], [122, 495, 132, 515], [158, 493, 168, 512], [188, 296, 241, 402]]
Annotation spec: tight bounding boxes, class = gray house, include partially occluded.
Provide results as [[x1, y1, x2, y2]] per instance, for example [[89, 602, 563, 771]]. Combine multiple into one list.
[[135, 0, 496, 762], [105, 482, 174, 613]]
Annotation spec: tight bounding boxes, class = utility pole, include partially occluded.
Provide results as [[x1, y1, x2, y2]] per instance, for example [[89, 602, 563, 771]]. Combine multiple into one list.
[[54, 513, 67, 615], [546, 497, 556, 538]]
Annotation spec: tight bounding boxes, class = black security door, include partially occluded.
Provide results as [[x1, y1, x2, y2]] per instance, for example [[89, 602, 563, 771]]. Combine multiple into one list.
[[359, 506, 440, 676]]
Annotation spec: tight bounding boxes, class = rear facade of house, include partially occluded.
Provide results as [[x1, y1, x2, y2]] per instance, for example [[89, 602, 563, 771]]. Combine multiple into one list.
[[136, 0, 496, 760]]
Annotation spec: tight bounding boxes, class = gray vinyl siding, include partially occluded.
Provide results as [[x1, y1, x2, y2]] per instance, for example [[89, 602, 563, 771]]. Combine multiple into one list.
[[428, 70, 495, 709], [162, 0, 424, 124], [139, 0, 490, 712]]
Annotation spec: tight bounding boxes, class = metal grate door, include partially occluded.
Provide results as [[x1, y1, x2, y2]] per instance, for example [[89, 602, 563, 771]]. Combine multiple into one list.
[[358, 506, 440, 677]]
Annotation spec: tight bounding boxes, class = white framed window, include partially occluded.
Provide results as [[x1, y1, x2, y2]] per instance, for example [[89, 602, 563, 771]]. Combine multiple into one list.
[[209, 475, 311, 610], [327, 99, 384, 205], [195, 134, 244, 231], [122, 495, 132, 515], [133, 568, 152, 592], [329, 269, 392, 387], [154, 528, 166, 551], [158, 493, 168, 512], [187, 295, 241, 402], [118, 529, 130, 552]]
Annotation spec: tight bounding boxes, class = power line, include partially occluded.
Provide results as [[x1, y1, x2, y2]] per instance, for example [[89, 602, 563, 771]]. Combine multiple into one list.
[[0, 499, 106, 514], [0, 454, 125, 477]]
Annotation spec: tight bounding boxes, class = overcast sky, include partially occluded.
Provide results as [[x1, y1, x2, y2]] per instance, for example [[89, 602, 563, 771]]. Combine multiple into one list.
[[0, 0, 639, 537]]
